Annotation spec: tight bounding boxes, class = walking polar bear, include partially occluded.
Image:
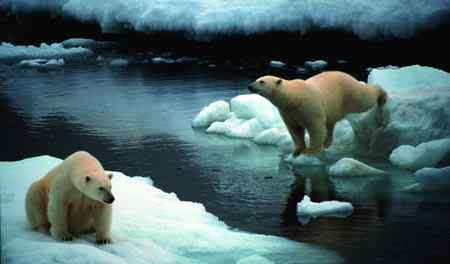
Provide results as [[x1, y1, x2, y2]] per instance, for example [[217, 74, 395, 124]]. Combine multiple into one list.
[[248, 71, 387, 156], [25, 151, 114, 244]]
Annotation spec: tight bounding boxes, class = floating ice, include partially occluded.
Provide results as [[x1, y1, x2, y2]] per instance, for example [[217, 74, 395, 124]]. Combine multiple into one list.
[[207, 115, 265, 139], [269, 60, 286, 68], [60, 38, 114, 49], [18, 58, 64, 69], [0, 42, 93, 63], [0, 155, 343, 264], [284, 154, 324, 167], [191, 100, 230, 128], [110, 58, 129, 66], [329, 158, 387, 177], [349, 65, 450, 156], [252, 128, 289, 145], [389, 138, 450, 171], [304, 60, 328, 71], [297, 196, 353, 224], [415, 166, 450, 191], [230, 94, 283, 128]]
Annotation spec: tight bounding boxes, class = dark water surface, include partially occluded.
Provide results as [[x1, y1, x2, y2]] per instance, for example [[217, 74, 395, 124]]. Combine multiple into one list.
[[1, 63, 449, 264]]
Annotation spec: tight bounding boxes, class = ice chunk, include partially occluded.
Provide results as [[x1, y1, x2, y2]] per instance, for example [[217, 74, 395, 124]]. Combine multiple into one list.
[[415, 166, 450, 191], [0, 155, 342, 264], [18, 58, 64, 69], [60, 38, 114, 49], [252, 128, 289, 145], [304, 60, 328, 71], [207, 116, 265, 139], [110, 58, 129, 66], [349, 65, 450, 156], [389, 138, 450, 171], [0, 42, 93, 63], [192, 100, 230, 128], [269, 60, 286, 68], [230, 94, 283, 128], [284, 154, 324, 167], [236, 254, 275, 264], [297, 195, 353, 224], [329, 158, 387, 177]]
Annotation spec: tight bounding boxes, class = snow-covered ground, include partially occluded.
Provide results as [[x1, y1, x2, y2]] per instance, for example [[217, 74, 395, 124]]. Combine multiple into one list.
[[0, 156, 342, 264], [0, 42, 93, 63], [193, 65, 450, 166], [2, 0, 449, 40]]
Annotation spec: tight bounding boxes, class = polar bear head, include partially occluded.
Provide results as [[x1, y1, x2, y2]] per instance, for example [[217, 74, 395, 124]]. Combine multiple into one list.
[[248, 75, 284, 98], [69, 151, 115, 204], [82, 172, 115, 204]]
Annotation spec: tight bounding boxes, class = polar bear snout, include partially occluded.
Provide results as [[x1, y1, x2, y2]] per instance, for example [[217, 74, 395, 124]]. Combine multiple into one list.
[[102, 189, 115, 204]]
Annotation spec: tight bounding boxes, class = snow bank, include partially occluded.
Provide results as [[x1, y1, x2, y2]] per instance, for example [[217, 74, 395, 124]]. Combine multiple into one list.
[[18, 58, 64, 69], [0, 42, 93, 63], [191, 100, 230, 128], [0, 156, 342, 264], [4, 0, 449, 40], [304, 60, 328, 71], [389, 138, 450, 171], [297, 196, 353, 224], [329, 158, 387, 177], [349, 65, 450, 156]]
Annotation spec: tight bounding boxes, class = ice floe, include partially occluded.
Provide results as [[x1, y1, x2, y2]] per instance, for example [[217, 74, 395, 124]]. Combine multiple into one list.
[[329, 158, 387, 177], [297, 195, 353, 224], [0, 42, 93, 63], [18, 58, 64, 69], [0, 155, 343, 264], [349, 65, 450, 156], [389, 138, 450, 171], [304, 60, 328, 71]]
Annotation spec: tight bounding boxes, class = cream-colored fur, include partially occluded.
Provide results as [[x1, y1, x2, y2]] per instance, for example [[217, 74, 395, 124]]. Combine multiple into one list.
[[248, 71, 387, 156], [25, 151, 114, 244]]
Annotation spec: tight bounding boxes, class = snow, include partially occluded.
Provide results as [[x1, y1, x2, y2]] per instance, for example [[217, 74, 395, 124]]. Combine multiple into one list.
[[0, 155, 342, 264], [349, 65, 450, 156], [297, 196, 353, 224], [0, 42, 93, 63], [236, 255, 274, 264], [304, 60, 328, 71], [269, 60, 286, 68], [191, 100, 230, 128], [110, 58, 129, 66], [230, 95, 283, 128], [389, 138, 450, 171], [18, 58, 65, 69], [329, 158, 387, 177], [4, 0, 449, 40], [415, 166, 450, 191], [60, 38, 114, 49]]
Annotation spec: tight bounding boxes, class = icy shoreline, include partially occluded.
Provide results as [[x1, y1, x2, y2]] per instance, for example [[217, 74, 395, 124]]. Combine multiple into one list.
[[0, 155, 342, 264]]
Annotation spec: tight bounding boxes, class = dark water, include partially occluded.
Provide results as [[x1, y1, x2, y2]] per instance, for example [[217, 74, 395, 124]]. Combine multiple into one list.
[[1, 63, 450, 264]]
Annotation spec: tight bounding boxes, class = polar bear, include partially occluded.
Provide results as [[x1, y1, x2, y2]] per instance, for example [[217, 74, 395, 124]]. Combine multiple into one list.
[[25, 151, 114, 244], [248, 71, 387, 156]]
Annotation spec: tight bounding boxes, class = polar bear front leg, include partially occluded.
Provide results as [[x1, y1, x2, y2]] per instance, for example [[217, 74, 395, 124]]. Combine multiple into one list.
[[303, 122, 327, 155], [94, 205, 112, 244], [324, 123, 335, 148], [48, 194, 73, 241], [282, 115, 306, 157]]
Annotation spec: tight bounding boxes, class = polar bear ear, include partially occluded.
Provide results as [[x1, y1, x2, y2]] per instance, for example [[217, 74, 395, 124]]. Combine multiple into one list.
[[276, 78, 283, 85], [85, 176, 91, 183], [106, 172, 113, 180]]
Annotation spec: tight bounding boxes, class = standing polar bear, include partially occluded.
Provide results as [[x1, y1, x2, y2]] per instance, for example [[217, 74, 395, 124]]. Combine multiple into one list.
[[248, 71, 387, 156], [25, 151, 114, 244]]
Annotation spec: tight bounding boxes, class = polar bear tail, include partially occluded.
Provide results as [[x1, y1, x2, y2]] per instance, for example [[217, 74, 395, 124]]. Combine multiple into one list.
[[375, 85, 387, 106]]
